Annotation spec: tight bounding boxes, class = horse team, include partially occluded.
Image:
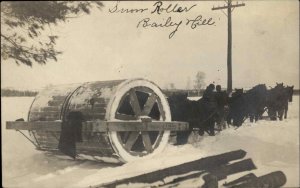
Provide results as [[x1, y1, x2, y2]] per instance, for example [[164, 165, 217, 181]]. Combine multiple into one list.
[[167, 83, 294, 145]]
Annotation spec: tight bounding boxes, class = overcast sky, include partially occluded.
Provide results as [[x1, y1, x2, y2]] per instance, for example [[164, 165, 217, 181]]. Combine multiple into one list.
[[1, 1, 299, 90]]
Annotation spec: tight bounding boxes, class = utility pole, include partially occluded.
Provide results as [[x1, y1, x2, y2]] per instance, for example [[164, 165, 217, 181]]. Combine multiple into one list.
[[212, 0, 245, 93]]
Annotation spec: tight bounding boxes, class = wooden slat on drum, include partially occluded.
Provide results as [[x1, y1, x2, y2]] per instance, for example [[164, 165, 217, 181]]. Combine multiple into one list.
[[92, 103, 107, 108], [48, 100, 65, 106], [30, 111, 61, 117], [77, 149, 113, 157], [39, 141, 59, 149], [75, 108, 107, 114], [52, 96, 66, 100], [40, 106, 62, 112], [29, 115, 60, 121]]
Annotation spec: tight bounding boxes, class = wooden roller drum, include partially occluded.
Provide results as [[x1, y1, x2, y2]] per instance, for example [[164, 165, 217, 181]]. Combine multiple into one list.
[[7, 78, 188, 163]]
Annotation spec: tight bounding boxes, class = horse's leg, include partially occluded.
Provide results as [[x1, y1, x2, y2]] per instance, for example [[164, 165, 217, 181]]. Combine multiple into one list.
[[255, 111, 259, 122], [208, 120, 215, 136], [278, 108, 284, 121], [284, 103, 288, 119], [227, 116, 232, 125], [226, 111, 232, 125], [215, 112, 222, 131], [210, 122, 215, 136], [249, 114, 253, 123], [176, 131, 191, 145], [269, 107, 276, 121], [221, 117, 226, 129]]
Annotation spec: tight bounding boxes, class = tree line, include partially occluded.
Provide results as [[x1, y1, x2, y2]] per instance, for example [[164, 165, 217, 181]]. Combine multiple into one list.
[[1, 89, 38, 97]]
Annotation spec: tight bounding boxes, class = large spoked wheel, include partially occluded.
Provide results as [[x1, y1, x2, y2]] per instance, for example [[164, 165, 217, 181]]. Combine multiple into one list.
[[107, 79, 171, 162]]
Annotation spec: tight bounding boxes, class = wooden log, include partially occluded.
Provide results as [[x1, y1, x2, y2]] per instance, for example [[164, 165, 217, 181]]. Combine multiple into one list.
[[222, 173, 257, 187], [224, 171, 287, 188], [161, 159, 256, 187], [201, 174, 218, 188], [200, 159, 256, 188], [93, 150, 247, 188], [208, 158, 257, 180]]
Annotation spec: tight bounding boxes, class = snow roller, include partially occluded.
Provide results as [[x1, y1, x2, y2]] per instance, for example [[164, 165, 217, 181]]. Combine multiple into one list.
[[6, 78, 188, 163]]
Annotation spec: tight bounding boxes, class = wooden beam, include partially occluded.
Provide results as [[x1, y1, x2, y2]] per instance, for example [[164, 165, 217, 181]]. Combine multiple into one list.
[[6, 120, 189, 132], [6, 121, 62, 131], [225, 171, 287, 188]]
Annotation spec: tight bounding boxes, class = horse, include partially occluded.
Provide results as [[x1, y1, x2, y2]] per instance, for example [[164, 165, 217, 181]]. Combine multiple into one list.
[[284, 85, 294, 119], [244, 84, 268, 122], [227, 84, 268, 126], [167, 92, 220, 144], [266, 83, 292, 121]]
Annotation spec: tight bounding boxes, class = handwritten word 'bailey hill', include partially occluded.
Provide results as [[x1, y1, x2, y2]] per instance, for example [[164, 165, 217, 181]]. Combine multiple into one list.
[[109, 1, 196, 14], [137, 15, 215, 39]]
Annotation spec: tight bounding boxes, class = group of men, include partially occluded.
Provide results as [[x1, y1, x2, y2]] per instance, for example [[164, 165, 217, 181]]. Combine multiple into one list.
[[201, 83, 229, 135]]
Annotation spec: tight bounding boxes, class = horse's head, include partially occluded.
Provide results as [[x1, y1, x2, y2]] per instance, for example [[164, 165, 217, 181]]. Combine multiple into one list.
[[235, 88, 243, 93], [275, 82, 284, 89], [232, 89, 243, 98]]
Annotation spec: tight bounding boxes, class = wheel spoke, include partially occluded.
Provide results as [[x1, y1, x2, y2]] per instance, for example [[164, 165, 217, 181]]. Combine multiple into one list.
[[129, 89, 142, 116], [124, 132, 140, 151], [156, 98, 165, 120], [142, 93, 157, 116], [141, 132, 153, 153]]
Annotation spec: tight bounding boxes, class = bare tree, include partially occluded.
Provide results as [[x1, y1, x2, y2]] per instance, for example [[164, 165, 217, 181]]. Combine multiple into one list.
[[186, 76, 191, 90], [169, 83, 176, 90], [194, 71, 206, 95], [186, 76, 192, 96], [164, 84, 169, 90]]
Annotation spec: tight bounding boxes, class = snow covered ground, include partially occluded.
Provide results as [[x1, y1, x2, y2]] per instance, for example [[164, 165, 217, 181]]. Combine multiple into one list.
[[2, 96, 299, 188]]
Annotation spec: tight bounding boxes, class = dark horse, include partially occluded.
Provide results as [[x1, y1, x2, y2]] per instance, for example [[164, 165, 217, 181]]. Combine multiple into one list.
[[244, 84, 268, 122], [267, 83, 294, 120], [227, 84, 268, 127], [167, 92, 221, 145], [284, 85, 294, 119]]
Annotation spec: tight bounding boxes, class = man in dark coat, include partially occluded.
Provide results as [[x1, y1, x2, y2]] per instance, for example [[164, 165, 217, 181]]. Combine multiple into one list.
[[202, 84, 217, 136], [58, 111, 84, 159], [215, 85, 228, 130]]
